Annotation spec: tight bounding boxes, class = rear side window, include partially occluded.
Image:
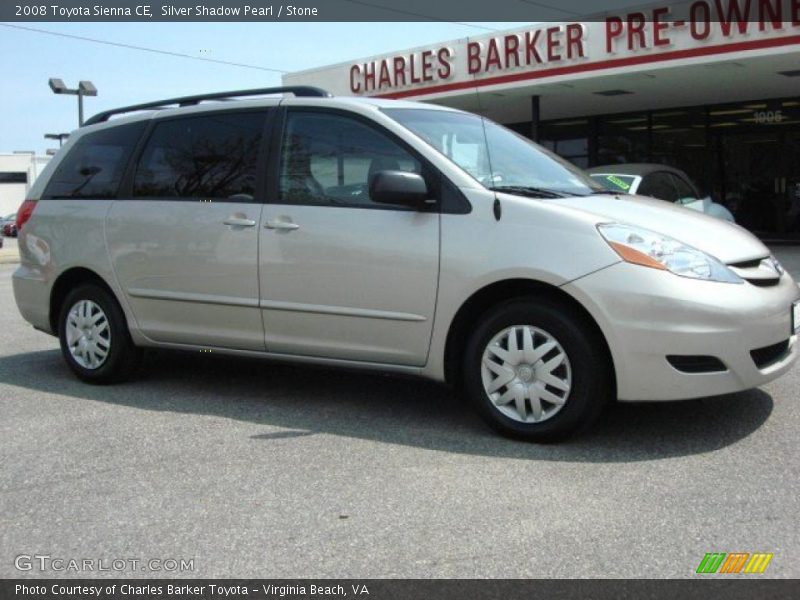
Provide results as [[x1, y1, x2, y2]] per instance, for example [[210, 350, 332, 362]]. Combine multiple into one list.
[[42, 122, 145, 199], [133, 112, 265, 201]]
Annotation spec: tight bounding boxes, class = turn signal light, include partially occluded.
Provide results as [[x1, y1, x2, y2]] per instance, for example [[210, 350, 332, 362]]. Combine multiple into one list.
[[608, 241, 667, 270]]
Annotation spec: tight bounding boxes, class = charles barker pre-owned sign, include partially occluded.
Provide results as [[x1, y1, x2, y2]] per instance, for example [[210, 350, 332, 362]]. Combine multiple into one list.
[[285, 0, 800, 98]]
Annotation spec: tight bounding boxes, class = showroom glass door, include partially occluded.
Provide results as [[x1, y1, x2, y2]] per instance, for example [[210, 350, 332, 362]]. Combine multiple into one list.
[[715, 106, 800, 241], [718, 131, 782, 237], [785, 130, 800, 239]]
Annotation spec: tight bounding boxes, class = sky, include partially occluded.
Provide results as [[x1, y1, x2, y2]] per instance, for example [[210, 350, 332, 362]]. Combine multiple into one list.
[[0, 22, 523, 154]]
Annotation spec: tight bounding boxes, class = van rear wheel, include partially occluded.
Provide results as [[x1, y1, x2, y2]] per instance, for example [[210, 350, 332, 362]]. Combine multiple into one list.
[[58, 284, 141, 384], [463, 297, 610, 442]]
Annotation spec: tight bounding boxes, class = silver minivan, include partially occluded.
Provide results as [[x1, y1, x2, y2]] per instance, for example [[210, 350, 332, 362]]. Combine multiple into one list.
[[12, 87, 800, 441]]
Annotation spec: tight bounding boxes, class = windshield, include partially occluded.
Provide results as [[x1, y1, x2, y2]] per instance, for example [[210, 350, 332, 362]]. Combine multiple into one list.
[[589, 173, 636, 193], [383, 108, 604, 197]]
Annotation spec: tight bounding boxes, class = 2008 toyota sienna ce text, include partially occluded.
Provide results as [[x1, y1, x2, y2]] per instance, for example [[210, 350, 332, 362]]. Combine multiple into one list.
[[11, 86, 800, 441]]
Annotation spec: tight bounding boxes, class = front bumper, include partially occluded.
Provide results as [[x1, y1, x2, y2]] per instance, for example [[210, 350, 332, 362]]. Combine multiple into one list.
[[564, 262, 799, 401]]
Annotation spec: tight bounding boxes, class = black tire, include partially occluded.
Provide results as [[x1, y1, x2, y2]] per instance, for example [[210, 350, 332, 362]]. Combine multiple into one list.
[[58, 283, 141, 384], [462, 297, 611, 442]]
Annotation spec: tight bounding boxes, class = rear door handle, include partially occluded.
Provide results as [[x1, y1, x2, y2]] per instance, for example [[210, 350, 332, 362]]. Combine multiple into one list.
[[223, 217, 257, 227], [265, 219, 300, 231]]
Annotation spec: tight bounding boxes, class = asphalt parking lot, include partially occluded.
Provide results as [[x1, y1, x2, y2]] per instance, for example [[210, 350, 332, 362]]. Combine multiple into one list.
[[0, 236, 18, 264], [0, 262, 798, 579]]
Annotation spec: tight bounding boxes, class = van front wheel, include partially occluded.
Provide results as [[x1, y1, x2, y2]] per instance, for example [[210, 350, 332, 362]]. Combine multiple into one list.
[[463, 298, 610, 442], [58, 284, 141, 384]]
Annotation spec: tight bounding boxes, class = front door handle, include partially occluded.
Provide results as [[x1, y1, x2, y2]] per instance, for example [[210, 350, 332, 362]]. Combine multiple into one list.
[[265, 219, 300, 231], [223, 217, 257, 227]]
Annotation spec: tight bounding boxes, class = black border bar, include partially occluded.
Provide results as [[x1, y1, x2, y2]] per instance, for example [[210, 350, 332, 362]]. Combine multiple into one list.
[[2, 579, 800, 600]]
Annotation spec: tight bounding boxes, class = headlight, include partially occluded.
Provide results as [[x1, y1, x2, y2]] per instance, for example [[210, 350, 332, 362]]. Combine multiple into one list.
[[597, 223, 743, 284]]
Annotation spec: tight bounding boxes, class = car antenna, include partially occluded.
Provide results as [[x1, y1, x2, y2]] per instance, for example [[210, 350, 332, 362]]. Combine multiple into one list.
[[474, 86, 501, 221]]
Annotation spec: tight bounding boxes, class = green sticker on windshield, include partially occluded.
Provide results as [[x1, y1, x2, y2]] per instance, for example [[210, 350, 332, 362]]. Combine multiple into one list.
[[605, 175, 631, 191]]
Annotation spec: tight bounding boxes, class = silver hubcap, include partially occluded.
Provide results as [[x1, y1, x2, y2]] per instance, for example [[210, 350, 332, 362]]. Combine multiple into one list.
[[66, 300, 111, 370], [481, 325, 572, 424]]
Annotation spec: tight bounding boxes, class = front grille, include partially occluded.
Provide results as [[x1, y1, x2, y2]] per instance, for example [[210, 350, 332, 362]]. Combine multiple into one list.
[[750, 340, 790, 369], [727, 256, 780, 287], [667, 355, 727, 373], [729, 258, 762, 269], [747, 278, 780, 287]]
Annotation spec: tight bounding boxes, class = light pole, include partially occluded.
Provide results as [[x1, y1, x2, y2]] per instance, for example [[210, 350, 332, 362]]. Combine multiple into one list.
[[48, 78, 97, 126], [44, 133, 70, 147]]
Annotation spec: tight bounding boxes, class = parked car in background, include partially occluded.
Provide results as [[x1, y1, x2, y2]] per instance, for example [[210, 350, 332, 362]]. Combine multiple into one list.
[[11, 87, 799, 442], [587, 164, 735, 222], [2, 221, 17, 237], [1, 213, 16, 236]]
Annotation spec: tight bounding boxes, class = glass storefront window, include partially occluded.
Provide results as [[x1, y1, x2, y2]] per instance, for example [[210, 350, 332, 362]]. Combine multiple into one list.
[[535, 96, 800, 240], [709, 99, 800, 236], [539, 119, 589, 168], [650, 108, 708, 194], [709, 99, 800, 129], [597, 113, 648, 166]]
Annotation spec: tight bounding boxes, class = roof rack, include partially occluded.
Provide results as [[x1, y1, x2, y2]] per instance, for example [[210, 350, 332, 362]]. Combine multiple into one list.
[[83, 86, 332, 126]]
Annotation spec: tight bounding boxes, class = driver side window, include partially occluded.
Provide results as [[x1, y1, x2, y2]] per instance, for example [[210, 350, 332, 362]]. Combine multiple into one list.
[[638, 172, 679, 202], [278, 111, 421, 208], [667, 173, 698, 201]]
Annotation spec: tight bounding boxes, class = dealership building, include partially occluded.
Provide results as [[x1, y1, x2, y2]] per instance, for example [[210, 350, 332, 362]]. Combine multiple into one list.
[[284, 0, 800, 241], [0, 153, 50, 217]]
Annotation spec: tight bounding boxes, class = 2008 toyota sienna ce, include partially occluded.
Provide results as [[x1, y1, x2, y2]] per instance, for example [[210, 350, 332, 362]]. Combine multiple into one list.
[[12, 86, 800, 441]]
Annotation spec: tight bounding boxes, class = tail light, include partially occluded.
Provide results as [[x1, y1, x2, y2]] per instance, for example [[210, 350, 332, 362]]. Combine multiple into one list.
[[16, 199, 37, 232]]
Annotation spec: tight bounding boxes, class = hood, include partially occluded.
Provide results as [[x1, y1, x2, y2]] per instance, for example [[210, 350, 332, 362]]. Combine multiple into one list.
[[547, 194, 768, 264]]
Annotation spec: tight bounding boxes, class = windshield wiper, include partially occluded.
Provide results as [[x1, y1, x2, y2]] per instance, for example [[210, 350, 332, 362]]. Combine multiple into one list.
[[591, 189, 626, 195], [489, 185, 570, 199]]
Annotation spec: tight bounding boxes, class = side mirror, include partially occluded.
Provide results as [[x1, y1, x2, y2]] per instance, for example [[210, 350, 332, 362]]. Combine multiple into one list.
[[369, 170, 431, 209]]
